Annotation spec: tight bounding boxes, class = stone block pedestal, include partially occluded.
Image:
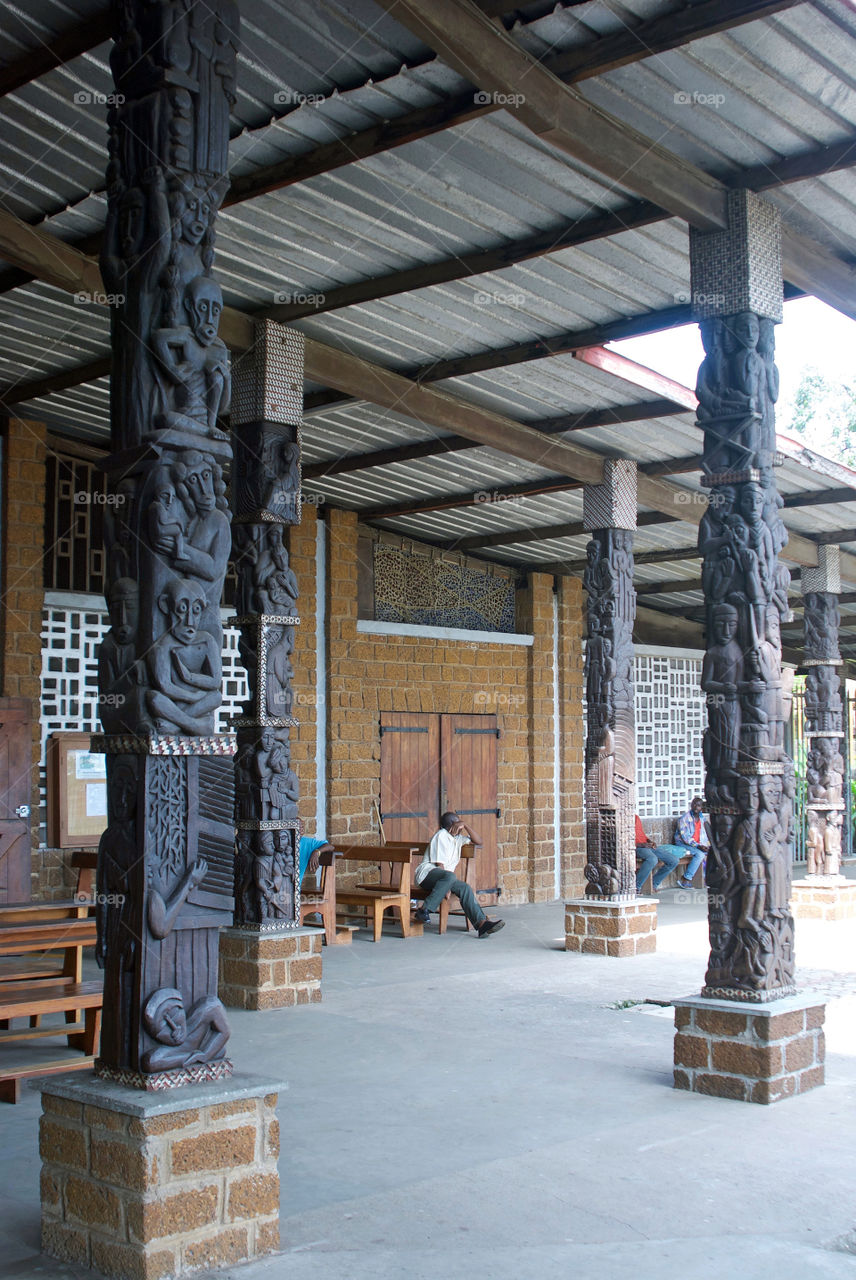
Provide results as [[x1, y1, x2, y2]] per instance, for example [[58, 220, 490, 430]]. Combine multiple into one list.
[[673, 993, 825, 1104], [564, 897, 657, 956], [219, 926, 322, 1010], [791, 878, 856, 921], [39, 1072, 283, 1279]]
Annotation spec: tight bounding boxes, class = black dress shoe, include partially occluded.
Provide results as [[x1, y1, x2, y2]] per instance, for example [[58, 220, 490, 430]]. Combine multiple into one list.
[[477, 918, 505, 937], [413, 907, 430, 924]]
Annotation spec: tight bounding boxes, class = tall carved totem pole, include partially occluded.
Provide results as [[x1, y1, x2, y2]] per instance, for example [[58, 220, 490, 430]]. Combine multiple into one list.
[[802, 546, 845, 878], [693, 191, 796, 1000], [232, 323, 304, 929], [94, 0, 240, 1084], [582, 460, 637, 898]]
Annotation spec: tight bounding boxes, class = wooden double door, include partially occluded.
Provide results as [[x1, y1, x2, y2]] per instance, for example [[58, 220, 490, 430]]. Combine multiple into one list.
[[380, 712, 499, 901]]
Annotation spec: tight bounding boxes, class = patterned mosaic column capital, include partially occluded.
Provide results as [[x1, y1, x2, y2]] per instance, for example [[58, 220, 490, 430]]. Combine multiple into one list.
[[583, 458, 637, 532], [690, 190, 782, 323], [802, 544, 841, 596], [232, 322, 304, 427]]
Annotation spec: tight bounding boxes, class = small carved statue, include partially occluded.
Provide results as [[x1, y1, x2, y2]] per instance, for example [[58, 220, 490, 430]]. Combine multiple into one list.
[[140, 987, 229, 1072], [147, 577, 221, 734]]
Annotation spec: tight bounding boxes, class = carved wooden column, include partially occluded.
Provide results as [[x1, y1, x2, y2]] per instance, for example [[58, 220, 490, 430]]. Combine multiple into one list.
[[232, 321, 303, 928], [792, 547, 856, 919], [91, 0, 240, 1088], [41, 5, 284, 1276], [566, 461, 656, 955], [219, 323, 323, 1008], [674, 191, 825, 1103]]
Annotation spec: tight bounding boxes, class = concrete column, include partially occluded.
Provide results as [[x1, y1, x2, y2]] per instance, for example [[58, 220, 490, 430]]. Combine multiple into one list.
[[675, 189, 824, 1102]]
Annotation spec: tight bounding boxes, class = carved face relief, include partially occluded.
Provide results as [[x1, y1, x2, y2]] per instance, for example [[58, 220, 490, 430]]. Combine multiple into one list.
[[183, 452, 216, 513], [739, 483, 765, 527], [108, 578, 139, 644], [160, 579, 205, 642], [733, 311, 760, 351], [180, 192, 212, 245], [765, 609, 780, 647], [759, 775, 782, 812], [185, 276, 223, 345], [144, 989, 187, 1046], [713, 608, 738, 645], [258, 830, 276, 856], [736, 776, 757, 813], [119, 189, 144, 258], [111, 763, 137, 820]]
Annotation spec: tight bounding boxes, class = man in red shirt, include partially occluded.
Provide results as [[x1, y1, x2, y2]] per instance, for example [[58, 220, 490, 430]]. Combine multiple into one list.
[[635, 815, 682, 894]]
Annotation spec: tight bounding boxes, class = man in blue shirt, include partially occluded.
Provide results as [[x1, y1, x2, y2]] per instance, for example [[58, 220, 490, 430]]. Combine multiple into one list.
[[298, 835, 334, 883], [675, 796, 711, 888]]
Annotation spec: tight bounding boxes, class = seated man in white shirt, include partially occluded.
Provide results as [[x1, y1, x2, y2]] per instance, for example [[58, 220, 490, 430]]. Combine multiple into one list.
[[413, 812, 504, 937]]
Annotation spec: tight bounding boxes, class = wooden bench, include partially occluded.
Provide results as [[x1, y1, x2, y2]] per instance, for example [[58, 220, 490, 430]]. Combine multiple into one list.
[[299, 852, 355, 946], [0, 913, 98, 985], [71, 849, 98, 900], [0, 980, 102, 1103], [335, 844, 420, 941]]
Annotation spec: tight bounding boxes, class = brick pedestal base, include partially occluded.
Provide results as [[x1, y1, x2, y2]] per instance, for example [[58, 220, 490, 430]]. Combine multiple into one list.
[[219, 926, 322, 1010], [38, 1072, 283, 1279], [791, 878, 856, 921], [673, 994, 825, 1104], [564, 897, 657, 956]]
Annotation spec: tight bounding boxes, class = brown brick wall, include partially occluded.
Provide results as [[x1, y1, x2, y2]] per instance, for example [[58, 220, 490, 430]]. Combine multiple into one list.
[[558, 575, 585, 898], [2, 417, 47, 896], [287, 508, 319, 834], [295, 507, 585, 904]]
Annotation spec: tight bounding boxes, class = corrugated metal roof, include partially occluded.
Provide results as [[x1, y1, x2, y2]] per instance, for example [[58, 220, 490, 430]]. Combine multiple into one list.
[[2, 0, 856, 628]]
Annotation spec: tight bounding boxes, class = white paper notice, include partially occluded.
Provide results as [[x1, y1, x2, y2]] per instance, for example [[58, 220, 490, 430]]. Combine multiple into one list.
[[75, 751, 107, 781], [85, 782, 108, 817]]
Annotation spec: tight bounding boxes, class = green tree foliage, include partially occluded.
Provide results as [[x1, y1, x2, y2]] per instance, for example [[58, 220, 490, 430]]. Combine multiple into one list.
[[783, 366, 856, 467]]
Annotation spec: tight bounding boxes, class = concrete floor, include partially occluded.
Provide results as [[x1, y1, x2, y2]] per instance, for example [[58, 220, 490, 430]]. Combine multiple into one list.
[[3, 891, 856, 1280]]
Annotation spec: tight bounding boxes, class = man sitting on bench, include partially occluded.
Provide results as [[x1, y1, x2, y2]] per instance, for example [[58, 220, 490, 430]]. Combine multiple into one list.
[[635, 815, 681, 893], [413, 812, 504, 937]]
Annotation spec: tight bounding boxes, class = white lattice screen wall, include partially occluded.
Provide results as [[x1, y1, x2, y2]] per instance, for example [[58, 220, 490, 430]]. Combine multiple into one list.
[[634, 652, 705, 820], [39, 595, 248, 842]]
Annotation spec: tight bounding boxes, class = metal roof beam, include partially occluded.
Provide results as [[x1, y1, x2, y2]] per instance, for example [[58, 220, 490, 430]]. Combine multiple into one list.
[[374, 0, 856, 320], [441, 509, 680, 553], [302, 400, 686, 480], [782, 487, 856, 510], [228, 0, 797, 212], [356, 449, 702, 519]]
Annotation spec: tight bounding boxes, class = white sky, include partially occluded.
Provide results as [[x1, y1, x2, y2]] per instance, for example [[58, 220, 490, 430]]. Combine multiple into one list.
[[611, 296, 856, 448]]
